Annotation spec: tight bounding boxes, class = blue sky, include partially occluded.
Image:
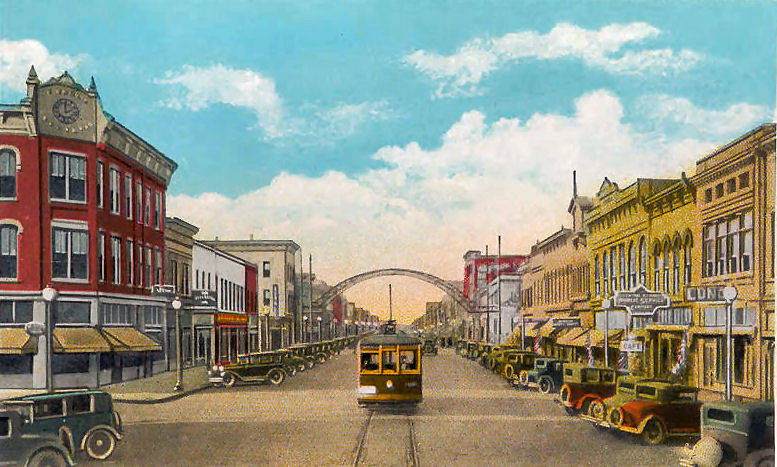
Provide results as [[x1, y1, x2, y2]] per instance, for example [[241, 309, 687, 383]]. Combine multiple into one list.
[[1, 1, 775, 317]]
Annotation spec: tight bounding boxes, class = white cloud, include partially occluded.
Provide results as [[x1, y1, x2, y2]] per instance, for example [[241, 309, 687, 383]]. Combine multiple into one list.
[[405, 22, 702, 97], [169, 89, 729, 313], [156, 64, 395, 142], [0, 39, 87, 93], [637, 94, 772, 137]]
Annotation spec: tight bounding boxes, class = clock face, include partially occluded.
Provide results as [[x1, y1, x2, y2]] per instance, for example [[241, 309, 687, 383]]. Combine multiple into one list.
[[52, 98, 80, 124]]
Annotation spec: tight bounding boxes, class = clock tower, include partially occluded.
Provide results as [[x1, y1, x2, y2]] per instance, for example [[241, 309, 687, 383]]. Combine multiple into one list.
[[33, 71, 103, 143]]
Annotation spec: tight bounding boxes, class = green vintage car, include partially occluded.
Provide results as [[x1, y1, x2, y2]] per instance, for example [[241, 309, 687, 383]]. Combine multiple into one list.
[[308, 342, 330, 363], [3, 390, 123, 461], [515, 357, 565, 393], [455, 340, 468, 356], [211, 352, 288, 387], [289, 344, 317, 369], [477, 343, 494, 366], [680, 401, 774, 466], [0, 410, 75, 467], [277, 349, 305, 375], [583, 375, 644, 426]]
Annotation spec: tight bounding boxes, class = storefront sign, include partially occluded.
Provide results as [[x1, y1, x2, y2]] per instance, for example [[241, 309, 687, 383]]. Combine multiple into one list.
[[191, 289, 217, 307], [684, 285, 725, 302], [553, 318, 581, 329], [620, 339, 644, 353], [614, 285, 670, 317], [216, 313, 248, 326], [151, 284, 176, 298]]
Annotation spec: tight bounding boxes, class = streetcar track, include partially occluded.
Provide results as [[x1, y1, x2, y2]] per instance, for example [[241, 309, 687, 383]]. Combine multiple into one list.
[[406, 416, 419, 467], [351, 409, 373, 467]]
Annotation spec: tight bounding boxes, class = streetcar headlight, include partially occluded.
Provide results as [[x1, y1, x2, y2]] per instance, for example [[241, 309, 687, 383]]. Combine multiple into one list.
[[386, 380, 394, 390], [358, 385, 377, 396]]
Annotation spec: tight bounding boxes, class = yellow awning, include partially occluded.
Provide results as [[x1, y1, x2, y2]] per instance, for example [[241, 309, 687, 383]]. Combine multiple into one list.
[[525, 325, 540, 338], [53, 327, 112, 353], [589, 329, 624, 348], [540, 320, 559, 338], [688, 326, 754, 337], [0, 328, 36, 354], [556, 327, 587, 346], [102, 327, 162, 352]]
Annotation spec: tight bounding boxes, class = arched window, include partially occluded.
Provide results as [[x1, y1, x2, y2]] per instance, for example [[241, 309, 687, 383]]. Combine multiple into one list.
[[0, 224, 18, 279], [602, 251, 608, 296], [672, 242, 680, 294], [683, 235, 693, 285], [594, 255, 600, 297], [653, 244, 661, 290], [618, 244, 625, 291], [0, 148, 17, 199], [639, 238, 647, 285], [663, 243, 671, 294], [610, 247, 617, 293], [628, 243, 636, 288]]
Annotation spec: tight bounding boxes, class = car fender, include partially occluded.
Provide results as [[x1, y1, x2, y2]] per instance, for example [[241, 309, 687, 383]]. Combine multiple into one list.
[[25, 445, 75, 467], [58, 426, 76, 458], [576, 394, 601, 411], [79, 424, 123, 450], [635, 414, 664, 435]]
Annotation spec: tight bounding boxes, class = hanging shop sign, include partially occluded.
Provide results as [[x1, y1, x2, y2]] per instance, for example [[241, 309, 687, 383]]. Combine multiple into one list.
[[620, 339, 644, 353], [552, 318, 581, 329], [614, 285, 670, 317]]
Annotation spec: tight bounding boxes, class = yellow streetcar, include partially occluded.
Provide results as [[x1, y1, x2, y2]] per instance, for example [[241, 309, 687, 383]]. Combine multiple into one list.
[[357, 321, 422, 405]]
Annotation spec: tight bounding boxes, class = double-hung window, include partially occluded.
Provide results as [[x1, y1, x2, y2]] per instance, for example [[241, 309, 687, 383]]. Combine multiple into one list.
[[741, 212, 753, 272], [618, 244, 625, 291], [109, 168, 120, 214], [628, 244, 636, 288], [135, 181, 143, 223], [154, 192, 161, 229], [601, 251, 608, 296], [593, 256, 600, 297], [683, 238, 692, 285], [126, 239, 134, 285], [49, 152, 86, 202], [97, 232, 105, 282], [96, 161, 104, 208], [52, 227, 88, 280], [144, 188, 151, 225], [154, 248, 162, 285], [136, 243, 143, 287], [144, 246, 152, 287], [110, 236, 121, 284], [0, 148, 17, 199], [672, 245, 680, 293], [638, 239, 647, 285], [653, 248, 661, 290], [0, 225, 18, 279], [124, 175, 132, 219]]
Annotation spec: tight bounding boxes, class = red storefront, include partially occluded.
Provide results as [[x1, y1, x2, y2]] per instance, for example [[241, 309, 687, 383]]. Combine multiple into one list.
[[463, 251, 527, 298]]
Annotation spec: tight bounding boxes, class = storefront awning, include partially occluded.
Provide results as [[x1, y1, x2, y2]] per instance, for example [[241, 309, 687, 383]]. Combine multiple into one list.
[[53, 327, 112, 353], [524, 324, 541, 338], [688, 326, 755, 337], [0, 328, 36, 354], [540, 320, 561, 338], [556, 327, 588, 346], [102, 327, 162, 352], [589, 329, 624, 348]]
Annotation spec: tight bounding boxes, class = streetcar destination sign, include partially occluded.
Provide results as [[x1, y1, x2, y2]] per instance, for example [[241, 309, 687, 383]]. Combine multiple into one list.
[[613, 285, 670, 317]]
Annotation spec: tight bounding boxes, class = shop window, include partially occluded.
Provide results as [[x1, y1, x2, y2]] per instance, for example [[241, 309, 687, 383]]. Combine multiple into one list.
[[55, 301, 90, 324], [0, 354, 33, 375], [101, 303, 134, 325], [0, 225, 18, 279], [52, 227, 88, 280], [0, 148, 17, 199], [99, 353, 114, 370], [0, 300, 33, 323], [143, 306, 162, 325], [738, 172, 750, 189], [49, 152, 86, 202], [121, 353, 142, 368], [52, 353, 90, 374], [726, 178, 736, 194]]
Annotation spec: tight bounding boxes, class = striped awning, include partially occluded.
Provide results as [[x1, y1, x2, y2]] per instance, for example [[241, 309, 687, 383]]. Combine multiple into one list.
[[102, 327, 162, 352], [0, 327, 36, 354], [53, 327, 112, 353]]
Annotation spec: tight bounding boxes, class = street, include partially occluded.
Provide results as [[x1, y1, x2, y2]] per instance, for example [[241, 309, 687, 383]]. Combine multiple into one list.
[[95, 349, 682, 466]]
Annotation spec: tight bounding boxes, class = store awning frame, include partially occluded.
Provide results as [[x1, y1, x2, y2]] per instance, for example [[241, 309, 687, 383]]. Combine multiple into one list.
[[102, 326, 162, 352], [53, 327, 112, 353], [0, 327, 36, 354], [556, 327, 588, 346]]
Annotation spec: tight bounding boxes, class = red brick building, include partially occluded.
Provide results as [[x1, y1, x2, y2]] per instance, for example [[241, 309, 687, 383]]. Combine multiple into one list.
[[0, 68, 177, 388]]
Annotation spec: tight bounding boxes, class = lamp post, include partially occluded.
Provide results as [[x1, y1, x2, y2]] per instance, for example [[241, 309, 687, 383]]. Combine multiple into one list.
[[41, 286, 58, 392], [723, 285, 738, 400], [317, 316, 322, 342], [172, 297, 183, 391], [303, 315, 309, 342], [601, 298, 613, 367]]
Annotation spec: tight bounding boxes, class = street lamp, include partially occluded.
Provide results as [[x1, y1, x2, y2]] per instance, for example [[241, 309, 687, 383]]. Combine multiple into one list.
[[723, 285, 738, 400], [316, 316, 322, 342], [303, 315, 310, 343], [601, 298, 612, 367], [41, 286, 58, 392], [171, 297, 183, 391]]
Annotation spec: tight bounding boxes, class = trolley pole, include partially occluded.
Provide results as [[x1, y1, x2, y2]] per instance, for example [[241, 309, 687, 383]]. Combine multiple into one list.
[[389, 284, 393, 321]]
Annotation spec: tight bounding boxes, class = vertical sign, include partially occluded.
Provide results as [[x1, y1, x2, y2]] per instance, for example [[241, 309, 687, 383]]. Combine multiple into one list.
[[272, 284, 280, 316]]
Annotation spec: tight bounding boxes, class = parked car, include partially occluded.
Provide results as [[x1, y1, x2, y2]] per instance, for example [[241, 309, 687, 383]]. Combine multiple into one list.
[[210, 352, 288, 387], [2, 390, 123, 460], [515, 357, 565, 394], [583, 375, 644, 425], [477, 344, 494, 366], [289, 344, 317, 369], [608, 381, 702, 445], [679, 401, 774, 466], [557, 363, 618, 416], [0, 409, 75, 467], [465, 341, 479, 360], [422, 339, 438, 355], [455, 340, 467, 356], [496, 350, 536, 379], [276, 349, 305, 376]]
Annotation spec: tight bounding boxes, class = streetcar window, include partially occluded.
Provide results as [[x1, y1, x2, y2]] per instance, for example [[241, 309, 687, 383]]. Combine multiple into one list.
[[399, 350, 418, 371], [361, 352, 379, 371], [382, 350, 397, 372]]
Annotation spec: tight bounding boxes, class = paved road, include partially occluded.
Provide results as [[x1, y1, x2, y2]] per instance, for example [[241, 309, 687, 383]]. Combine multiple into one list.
[[89, 349, 683, 466]]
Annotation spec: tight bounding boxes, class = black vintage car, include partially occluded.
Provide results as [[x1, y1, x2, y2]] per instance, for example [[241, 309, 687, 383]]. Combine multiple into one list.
[[0, 410, 75, 466], [516, 357, 565, 394], [210, 352, 288, 387]]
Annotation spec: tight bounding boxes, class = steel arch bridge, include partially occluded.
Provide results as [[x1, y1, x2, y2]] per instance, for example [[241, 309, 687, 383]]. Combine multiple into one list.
[[312, 268, 476, 313]]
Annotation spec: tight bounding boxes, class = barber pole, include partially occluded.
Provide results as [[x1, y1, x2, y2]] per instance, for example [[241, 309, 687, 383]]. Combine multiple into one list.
[[533, 335, 541, 354], [617, 351, 628, 372], [586, 331, 594, 366], [670, 331, 689, 377]]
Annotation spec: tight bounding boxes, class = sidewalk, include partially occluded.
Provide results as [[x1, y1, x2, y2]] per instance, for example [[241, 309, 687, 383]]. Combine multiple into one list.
[[0, 366, 210, 405]]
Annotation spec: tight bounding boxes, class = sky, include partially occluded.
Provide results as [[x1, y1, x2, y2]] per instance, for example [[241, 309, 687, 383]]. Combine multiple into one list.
[[1, 1, 775, 323]]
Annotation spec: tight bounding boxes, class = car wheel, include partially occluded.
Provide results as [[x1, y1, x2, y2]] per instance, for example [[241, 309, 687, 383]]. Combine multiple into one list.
[[559, 385, 570, 404], [306, 359, 315, 369], [589, 400, 605, 421], [539, 376, 554, 394], [744, 448, 774, 467], [27, 448, 68, 467], [223, 372, 237, 388], [518, 370, 529, 387], [85, 428, 117, 460], [580, 400, 592, 417], [641, 419, 666, 445], [317, 354, 326, 364], [503, 364, 515, 379], [269, 368, 285, 385], [298, 363, 306, 373]]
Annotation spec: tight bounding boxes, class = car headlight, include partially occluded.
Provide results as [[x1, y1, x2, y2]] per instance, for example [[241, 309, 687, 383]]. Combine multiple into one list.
[[690, 436, 723, 467]]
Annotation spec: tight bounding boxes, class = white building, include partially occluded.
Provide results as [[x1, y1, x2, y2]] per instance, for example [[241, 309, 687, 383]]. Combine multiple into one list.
[[486, 274, 522, 344]]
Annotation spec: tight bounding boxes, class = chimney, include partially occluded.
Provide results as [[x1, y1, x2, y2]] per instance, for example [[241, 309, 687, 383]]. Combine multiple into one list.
[[249, 233, 254, 240], [573, 170, 578, 198], [214, 235, 219, 241]]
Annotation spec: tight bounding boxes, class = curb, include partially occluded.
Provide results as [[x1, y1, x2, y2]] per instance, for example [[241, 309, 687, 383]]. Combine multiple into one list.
[[112, 384, 210, 404]]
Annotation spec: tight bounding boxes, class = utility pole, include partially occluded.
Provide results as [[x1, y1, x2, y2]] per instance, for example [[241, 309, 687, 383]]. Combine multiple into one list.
[[497, 235, 502, 345], [389, 283, 393, 321], [308, 254, 314, 342], [485, 245, 489, 344]]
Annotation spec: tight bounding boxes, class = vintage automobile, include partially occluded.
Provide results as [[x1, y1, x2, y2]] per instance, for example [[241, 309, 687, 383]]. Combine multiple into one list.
[[289, 344, 317, 369], [455, 340, 468, 356], [309, 342, 330, 363], [422, 338, 438, 355], [515, 357, 565, 394], [276, 349, 305, 375], [607, 381, 702, 445], [557, 363, 618, 416], [2, 390, 123, 460], [465, 341, 479, 360], [210, 352, 288, 387], [0, 409, 75, 467], [477, 343, 494, 366], [679, 401, 774, 466], [584, 375, 644, 425], [493, 349, 535, 379]]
